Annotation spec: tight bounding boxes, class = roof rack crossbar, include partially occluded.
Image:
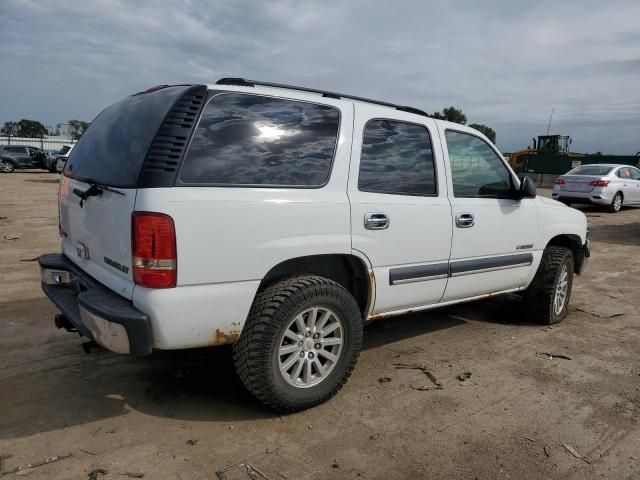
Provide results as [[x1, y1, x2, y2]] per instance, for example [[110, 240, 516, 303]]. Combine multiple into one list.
[[215, 78, 429, 117]]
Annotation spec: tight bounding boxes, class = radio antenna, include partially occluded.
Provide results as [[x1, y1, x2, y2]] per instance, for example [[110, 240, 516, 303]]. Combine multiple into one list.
[[546, 108, 554, 135]]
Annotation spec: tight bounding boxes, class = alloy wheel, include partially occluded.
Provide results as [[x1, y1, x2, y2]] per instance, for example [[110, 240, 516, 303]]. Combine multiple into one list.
[[277, 306, 344, 388]]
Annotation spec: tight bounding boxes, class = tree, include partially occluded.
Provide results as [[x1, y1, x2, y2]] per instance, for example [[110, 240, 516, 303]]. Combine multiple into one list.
[[1, 121, 19, 136], [469, 123, 497, 143], [15, 119, 48, 138], [68, 120, 90, 140], [431, 106, 467, 125]]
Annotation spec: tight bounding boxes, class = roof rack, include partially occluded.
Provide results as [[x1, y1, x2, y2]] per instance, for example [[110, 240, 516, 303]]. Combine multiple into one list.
[[216, 78, 429, 117]]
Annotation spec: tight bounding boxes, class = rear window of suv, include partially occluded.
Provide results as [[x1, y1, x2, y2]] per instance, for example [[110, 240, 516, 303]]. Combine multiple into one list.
[[179, 93, 340, 187], [64, 86, 190, 187]]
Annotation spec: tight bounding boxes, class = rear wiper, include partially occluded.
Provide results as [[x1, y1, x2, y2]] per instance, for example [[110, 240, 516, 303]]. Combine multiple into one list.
[[72, 180, 124, 207]]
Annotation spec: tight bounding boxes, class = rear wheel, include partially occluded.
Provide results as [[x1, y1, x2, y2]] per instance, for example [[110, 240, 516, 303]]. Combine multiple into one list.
[[524, 246, 574, 324], [0, 160, 14, 173], [608, 192, 623, 213], [233, 275, 363, 412]]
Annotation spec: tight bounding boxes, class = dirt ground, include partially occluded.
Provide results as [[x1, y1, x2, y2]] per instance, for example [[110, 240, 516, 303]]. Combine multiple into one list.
[[1, 172, 639, 480]]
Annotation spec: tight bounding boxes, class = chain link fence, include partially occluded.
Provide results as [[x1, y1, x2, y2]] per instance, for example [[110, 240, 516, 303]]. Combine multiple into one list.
[[0, 135, 76, 151]]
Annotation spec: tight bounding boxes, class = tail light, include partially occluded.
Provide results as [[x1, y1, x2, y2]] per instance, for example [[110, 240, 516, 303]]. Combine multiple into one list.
[[554, 178, 566, 185], [132, 212, 177, 288], [589, 180, 610, 187]]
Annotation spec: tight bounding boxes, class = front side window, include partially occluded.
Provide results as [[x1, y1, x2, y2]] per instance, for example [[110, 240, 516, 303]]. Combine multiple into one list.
[[358, 119, 436, 196], [445, 130, 512, 198], [630, 167, 640, 180], [180, 93, 340, 186]]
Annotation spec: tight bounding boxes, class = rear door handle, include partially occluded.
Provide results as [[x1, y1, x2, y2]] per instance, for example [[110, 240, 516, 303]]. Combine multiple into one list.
[[455, 212, 475, 228], [364, 213, 390, 230]]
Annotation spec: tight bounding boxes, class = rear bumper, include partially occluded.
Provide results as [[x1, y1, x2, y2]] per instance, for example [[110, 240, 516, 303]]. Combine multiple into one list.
[[552, 188, 612, 205], [39, 253, 152, 355]]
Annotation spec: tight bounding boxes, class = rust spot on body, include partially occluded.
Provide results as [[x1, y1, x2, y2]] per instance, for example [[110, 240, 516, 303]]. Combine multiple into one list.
[[210, 329, 240, 346]]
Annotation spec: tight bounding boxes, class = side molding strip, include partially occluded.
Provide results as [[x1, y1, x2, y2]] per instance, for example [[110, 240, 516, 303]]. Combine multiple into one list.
[[450, 253, 533, 277], [389, 263, 449, 285], [388, 253, 534, 285]]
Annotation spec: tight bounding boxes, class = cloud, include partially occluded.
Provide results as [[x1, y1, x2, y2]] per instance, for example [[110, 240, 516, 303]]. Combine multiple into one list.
[[1, 0, 639, 154]]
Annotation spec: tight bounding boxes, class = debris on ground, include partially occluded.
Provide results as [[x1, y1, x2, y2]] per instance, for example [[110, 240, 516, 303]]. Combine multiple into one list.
[[377, 377, 392, 384], [80, 449, 97, 456], [118, 472, 144, 478], [562, 444, 591, 464], [3, 235, 19, 241], [544, 445, 551, 458], [19, 257, 38, 262], [0, 454, 14, 474], [185, 439, 198, 446], [88, 468, 108, 479], [536, 352, 573, 361], [577, 304, 625, 318], [215, 462, 270, 480], [523, 436, 536, 442], [456, 372, 472, 382], [393, 363, 443, 390], [0, 453, 72, 476]]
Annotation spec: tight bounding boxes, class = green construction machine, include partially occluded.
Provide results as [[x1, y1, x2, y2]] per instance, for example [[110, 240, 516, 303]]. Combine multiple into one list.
[[508, 134, 640, 175]]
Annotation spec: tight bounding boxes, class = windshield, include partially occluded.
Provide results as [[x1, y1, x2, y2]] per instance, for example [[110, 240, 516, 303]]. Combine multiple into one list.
[[567, 165, 614, 176]]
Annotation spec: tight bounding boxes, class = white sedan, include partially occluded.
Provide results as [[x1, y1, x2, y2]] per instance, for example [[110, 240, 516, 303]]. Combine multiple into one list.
[[552, 164, 640, 212]]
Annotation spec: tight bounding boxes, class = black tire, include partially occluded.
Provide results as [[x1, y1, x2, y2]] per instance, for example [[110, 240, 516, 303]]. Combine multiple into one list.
[[233, 275, 363, 412], [523, 246, 574, 325], [0, 160, 15, 173], [608, 192, 623, 213]]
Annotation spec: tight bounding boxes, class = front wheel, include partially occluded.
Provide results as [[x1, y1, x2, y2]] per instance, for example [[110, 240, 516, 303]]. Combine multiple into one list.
[[0, 160, 15, 173], [233, 275, 363, 412], [524, 246, 574, 324], [608, 192, 623, 213]]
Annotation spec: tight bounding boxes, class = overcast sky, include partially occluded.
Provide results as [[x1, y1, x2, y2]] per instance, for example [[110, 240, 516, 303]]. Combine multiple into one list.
[[2, 0, 639, 153]]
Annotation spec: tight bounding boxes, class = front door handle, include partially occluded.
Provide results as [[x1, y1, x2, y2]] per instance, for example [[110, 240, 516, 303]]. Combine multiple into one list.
[[455, 212, 475, 228], [364, 212, 390, 230]]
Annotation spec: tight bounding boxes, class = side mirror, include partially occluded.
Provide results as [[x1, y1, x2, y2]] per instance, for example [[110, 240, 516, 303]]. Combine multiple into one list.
[[518, 176, 537, 199]]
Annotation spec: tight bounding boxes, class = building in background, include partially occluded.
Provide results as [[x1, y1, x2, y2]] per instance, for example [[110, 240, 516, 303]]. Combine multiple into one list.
[[55, 123, 70, 137]]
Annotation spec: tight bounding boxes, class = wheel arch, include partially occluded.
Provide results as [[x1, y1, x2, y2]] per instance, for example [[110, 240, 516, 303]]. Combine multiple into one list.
[[258, 253, 373, 319], [546, 234, 583, 273]]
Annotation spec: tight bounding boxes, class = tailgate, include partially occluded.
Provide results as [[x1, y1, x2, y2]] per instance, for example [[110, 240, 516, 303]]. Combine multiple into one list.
[[60, 177, 137, 299], [56, 84, 207, 299]]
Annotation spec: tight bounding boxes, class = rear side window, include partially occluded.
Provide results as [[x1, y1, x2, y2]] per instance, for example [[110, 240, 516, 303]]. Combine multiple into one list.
[[179, 93, 340, 187], [616, 167, 632, 178], [358, 119, 436, 196], [445, 130, 512, 198]]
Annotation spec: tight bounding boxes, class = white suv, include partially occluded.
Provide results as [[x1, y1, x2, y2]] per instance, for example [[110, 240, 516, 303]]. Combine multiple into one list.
[[39, 79, 589, 411]]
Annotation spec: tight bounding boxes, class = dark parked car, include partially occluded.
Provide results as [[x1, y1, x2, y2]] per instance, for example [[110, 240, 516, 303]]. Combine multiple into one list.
[[0, 145, 50, 173]]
